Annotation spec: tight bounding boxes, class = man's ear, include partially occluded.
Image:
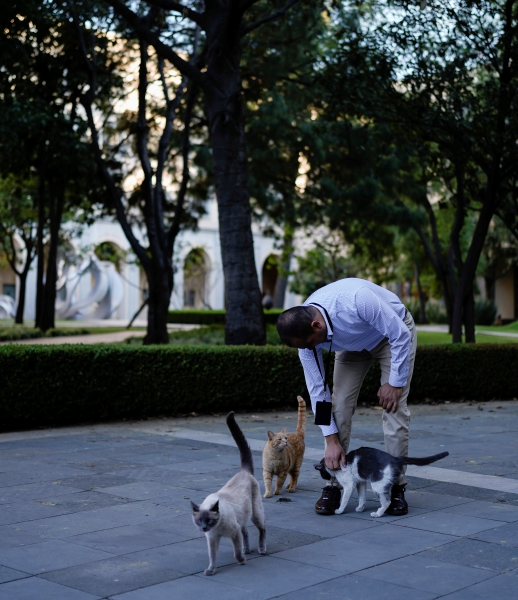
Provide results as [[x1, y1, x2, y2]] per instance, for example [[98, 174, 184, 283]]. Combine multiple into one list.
[[311, 319, 322, 330]]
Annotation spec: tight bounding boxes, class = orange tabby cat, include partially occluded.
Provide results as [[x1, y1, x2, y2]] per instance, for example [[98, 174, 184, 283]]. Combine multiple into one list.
[[262, 396, 306, 498]]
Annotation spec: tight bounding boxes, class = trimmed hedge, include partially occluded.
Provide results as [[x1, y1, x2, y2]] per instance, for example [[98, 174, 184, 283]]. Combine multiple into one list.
[[0, 343, 517, 430], [168, 309, 283, 326]]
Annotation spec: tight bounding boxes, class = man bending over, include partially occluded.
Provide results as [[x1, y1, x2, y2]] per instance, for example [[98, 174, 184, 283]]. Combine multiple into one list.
[[276, 277, 417, 515]]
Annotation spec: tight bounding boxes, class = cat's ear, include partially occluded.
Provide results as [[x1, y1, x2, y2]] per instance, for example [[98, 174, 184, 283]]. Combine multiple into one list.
[[281, 427, 286, 434], [267, 430, 274, 440], [210, 500, 219, 513], [190, 500, 200, 512]]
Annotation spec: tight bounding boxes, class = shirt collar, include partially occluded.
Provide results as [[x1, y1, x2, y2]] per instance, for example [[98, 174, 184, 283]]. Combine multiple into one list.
[[308, 302, 333, 341]]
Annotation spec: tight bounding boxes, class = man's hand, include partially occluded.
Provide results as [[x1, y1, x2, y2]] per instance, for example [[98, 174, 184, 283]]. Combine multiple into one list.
[[377, 383, 402, 413], [325, 434, 346, 470]]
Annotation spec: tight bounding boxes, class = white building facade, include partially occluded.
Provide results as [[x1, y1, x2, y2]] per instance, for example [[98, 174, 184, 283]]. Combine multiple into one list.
[[1, 198, 300, 322]]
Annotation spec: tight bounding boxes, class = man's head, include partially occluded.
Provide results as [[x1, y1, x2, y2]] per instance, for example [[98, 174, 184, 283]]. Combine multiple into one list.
[[276, 305, 328, 349]]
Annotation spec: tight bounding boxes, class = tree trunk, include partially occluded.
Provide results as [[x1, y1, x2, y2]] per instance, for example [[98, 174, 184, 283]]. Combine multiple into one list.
[[15, 270, 28, 324], [273, 228, 294, 309], [414, 262, 427, 325], [452, 199, 496, 342], [204, 16, 265, 345], [35, 170, 46, 329], [463, 288, 476, 343], [39, 188, 64, 332], [144, 264, 172, 344]]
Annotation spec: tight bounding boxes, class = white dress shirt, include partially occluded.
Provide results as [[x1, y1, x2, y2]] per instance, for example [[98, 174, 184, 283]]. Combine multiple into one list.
[[299, 278, 412, 436]]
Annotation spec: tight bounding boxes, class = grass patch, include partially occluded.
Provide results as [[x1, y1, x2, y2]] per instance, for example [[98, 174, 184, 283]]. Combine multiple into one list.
[[476, 321, 518, 333], [123, 324, 283, 346], [418, 331, 518, 345]]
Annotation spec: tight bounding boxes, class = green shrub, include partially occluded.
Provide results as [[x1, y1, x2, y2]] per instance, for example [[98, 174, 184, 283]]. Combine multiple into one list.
[[0, 343, 517, 430], [474, 299, 497, 326], [406, 299, 448, 325], [168, 309, 283, 326], [0, 325, 90, 342]]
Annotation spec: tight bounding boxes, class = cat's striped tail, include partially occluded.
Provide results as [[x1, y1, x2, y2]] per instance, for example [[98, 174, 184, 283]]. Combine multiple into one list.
[[226, 412, 254, 474], [400, 451, 449, 466], [296, 396, 307, 436]]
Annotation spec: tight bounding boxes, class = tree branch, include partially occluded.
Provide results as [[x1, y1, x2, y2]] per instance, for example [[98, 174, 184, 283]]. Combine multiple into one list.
[[144, 0, 206, 28], [106, 0, 208, 89], [241, 0, 301, 35], [68, 0, 150, 268], [167, 82, 198, 254], [5, 233, 22, 277]]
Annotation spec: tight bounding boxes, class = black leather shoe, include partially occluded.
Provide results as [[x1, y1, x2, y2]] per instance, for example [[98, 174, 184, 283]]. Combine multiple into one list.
[[386, 484, 408, 516], [315, 485, 341, 515]]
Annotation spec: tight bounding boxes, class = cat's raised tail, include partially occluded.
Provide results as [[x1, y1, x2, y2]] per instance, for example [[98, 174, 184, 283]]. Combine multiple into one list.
[[400, 451, 449, 466], [226, 412, 254, 474], [295, 396, 306, 436]]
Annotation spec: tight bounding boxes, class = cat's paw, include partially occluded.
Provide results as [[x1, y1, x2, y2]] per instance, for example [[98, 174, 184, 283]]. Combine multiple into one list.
[[355, 505, 365, 512], [274, 490, 282, 495], [258, 546, 267, 555], [334, 508, 345, 515], [237, 557, 246, 565], [287, 487, 295, 493], [370, 511, 381, 518], [243, 547, 251, 554], [263, 492, 273, 498], [204, 568, 217, 576]]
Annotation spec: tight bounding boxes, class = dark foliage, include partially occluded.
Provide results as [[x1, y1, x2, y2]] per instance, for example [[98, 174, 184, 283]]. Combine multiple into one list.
[[1, 343, 517, 430]]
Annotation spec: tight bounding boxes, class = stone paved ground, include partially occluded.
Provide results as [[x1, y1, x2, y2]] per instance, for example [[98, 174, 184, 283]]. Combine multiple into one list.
[[1, 400, 518, 599]]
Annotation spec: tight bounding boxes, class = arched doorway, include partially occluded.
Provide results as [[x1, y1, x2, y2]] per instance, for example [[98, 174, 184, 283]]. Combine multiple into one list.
[[262, 254, 279, 307], [94, 241, 126, 272], [183, 248, 210, 308]]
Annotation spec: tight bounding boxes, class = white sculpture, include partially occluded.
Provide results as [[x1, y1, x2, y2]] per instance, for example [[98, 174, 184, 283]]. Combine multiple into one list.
[[55, 254, 124, 320], [0, 294, 16, 319]]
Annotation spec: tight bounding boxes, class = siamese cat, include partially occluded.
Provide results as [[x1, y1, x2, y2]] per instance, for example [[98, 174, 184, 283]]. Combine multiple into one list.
[[191, 412, 266, 576], [315, 446, 449, 518]]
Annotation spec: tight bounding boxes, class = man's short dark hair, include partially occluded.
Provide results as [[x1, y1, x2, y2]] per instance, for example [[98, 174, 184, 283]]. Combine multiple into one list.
[[276, 306, 317, 346]]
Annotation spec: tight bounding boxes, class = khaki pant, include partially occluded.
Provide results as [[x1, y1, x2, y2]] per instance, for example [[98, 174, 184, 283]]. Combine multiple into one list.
[[330, 311, 417, 481]]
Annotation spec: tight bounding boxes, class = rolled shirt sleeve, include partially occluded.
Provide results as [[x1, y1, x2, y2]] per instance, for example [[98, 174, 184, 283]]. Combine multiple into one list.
[[355, 286, 411, 387], [299, 346, 339, 436]]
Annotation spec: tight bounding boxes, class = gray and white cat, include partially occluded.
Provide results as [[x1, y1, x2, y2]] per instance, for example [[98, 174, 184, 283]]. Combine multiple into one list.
[[315, 447, 449, 518], [191, 412, 266, 576]]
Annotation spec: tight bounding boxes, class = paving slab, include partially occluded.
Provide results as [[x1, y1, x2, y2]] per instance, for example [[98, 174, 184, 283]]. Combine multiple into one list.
[[438, 568, 518, 599], [40, 555, 185, 597], [339, 521, 457, 553], [0, 482, 83, 504], [0, 576, 101, 600], [393, 510, 504, 536], [112, 574, 263, 600], [53, 474, 139, 490], [272, 534, 411, 573], [417, 537, 518, 572], [470, 521, 518, 546], [359, 553, 495, 595], [200, 555, 343, 599], [0, 565, 29, 585], [440, 498, 518, 522], [0, 538, 114, 574], [66, 523, 186, 554], [266, 509, 382, 538], [275, 574, 437, 600]]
